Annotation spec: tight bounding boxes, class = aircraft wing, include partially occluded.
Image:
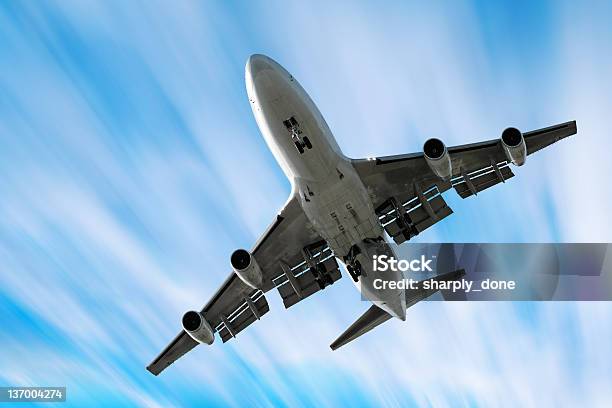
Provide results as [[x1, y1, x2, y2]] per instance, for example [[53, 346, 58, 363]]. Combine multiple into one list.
[[147, 194, 344, 375], [352, 121, 577, 243]]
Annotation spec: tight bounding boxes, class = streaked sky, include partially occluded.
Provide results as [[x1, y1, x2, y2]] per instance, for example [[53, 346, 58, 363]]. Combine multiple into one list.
[[1, 1, 611, 406]]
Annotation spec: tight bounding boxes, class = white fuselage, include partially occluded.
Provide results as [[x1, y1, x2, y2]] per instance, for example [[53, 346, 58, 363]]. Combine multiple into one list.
[[245, 54, 406, 319]]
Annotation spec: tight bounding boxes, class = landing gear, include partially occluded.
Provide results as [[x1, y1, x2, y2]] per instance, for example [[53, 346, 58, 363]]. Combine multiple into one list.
[[283, 116, 312, 154], [346, 261, 362, 282], [312, 262, 333, 289], [300, 242, 336, 290], [344, 245, 364, 282]]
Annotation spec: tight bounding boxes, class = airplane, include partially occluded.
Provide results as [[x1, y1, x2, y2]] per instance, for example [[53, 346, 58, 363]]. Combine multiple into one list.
[[147, 54, 577, 375]]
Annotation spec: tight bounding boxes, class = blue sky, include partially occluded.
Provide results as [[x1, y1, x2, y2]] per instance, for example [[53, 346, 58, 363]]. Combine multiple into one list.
[[1, 1, 611, 406]]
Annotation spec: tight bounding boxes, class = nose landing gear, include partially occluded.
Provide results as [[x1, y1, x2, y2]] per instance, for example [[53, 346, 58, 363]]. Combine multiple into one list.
[[283, 116, 312, 154]]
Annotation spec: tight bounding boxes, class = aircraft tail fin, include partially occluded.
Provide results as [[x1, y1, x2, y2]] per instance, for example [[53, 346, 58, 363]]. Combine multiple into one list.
[[330, 269, 465, 350]]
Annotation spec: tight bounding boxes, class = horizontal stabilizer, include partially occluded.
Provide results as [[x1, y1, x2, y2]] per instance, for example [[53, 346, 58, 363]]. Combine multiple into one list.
[[330, 269, 465, 350], [330, 302, 392, 351]]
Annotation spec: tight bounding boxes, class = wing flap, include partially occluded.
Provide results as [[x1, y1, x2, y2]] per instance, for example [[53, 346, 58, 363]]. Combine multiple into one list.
[[219, 292, 270, 342], [377, 186, 453, 244], [413, 195, 454, 233], [277, 261, 342, 308], [452, 161, 515, 199], [271, 240, 343, 309]]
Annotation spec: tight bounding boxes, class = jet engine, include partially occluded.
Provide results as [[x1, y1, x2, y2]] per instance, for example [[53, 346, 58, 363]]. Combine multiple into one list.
[[501, 127, 526, 166], [423, 138, 452, 180], [231, 249, 264, 289], [182, 310, 215, 345]]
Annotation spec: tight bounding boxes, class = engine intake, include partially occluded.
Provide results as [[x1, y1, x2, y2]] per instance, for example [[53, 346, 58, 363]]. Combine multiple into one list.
[[423, 138, 452, 179], [231, 249, 264, 289], [182, 310, 214, 345], [501, 127, 526, 166]]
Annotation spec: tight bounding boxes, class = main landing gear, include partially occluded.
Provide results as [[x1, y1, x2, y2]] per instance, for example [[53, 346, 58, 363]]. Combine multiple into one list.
[[346, 262, 362, 282], [344, 245, 364, 282], [302, 242, 335, 290], [283, 116, 312, 154], [312, 263, 334, 290]]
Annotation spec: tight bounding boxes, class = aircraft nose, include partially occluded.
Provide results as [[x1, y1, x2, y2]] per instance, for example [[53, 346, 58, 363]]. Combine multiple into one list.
[[245, 54, 275, 77]]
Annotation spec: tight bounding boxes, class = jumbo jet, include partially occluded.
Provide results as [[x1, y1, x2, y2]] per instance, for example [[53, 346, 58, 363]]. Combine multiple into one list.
[[147, 54, 577, 375]]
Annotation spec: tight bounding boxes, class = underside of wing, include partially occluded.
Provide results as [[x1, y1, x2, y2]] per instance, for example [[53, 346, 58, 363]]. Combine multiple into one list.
[[352, 121, 577, 243], [148, 194, 345, 375], [147, 331, 198, 376]]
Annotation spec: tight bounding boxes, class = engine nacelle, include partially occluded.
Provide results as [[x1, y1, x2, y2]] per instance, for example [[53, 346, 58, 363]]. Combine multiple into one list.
[[182, 310, 215, 345], [501, 127, 526, 166], [423, 138, 452, 180], [231, 249, 264, 289]]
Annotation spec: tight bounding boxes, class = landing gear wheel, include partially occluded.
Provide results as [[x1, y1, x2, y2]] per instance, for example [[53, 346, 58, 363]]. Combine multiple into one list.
[[347, 264, 359, 282], [354, 260, 363, 278], [313, 264, 331, 289], [303, 137, 312, 149], [295, 141, 304, 154]]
